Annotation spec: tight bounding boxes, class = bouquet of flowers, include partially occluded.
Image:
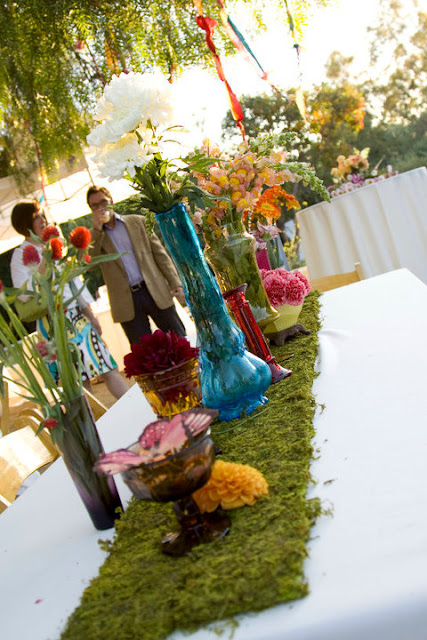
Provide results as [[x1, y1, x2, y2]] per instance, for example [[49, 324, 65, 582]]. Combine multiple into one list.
[[190, 133, 328, 242], [0, 225, 118, 442], [329, 148, 398, 198], [86, 71, 216, 233]]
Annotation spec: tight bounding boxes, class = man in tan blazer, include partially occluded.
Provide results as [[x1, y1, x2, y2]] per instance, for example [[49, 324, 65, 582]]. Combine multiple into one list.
[[87, 186, 186, 344]]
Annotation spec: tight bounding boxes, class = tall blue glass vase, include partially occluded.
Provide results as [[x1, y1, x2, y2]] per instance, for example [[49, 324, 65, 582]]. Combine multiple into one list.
[[155, 204, 271, 421]]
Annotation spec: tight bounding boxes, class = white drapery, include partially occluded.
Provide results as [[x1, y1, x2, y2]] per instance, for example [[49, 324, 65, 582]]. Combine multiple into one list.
[[297, 167, 427, 284]]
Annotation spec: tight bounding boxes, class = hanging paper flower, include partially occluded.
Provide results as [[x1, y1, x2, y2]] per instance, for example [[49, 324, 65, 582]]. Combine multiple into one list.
[[22, 244, 41, 266], [192, 459, 268, 512], [69, 226, 91, 250]]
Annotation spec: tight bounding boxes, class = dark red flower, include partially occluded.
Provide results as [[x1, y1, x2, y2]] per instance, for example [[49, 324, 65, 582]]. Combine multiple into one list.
[[0, 280, 3, 294], [83, 254, 92, 264], [35, 340, 49, 357], [42, 225, 60, 242], [69, 226, 91, 249], [50, 237, 63, 260], [22, 244, 41, 266], [43, 418, 58, 430], [124, 330, 199, 377]]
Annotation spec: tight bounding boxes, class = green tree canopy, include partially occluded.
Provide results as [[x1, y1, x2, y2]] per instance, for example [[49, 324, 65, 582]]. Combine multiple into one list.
[[0, 0, 331, 188]]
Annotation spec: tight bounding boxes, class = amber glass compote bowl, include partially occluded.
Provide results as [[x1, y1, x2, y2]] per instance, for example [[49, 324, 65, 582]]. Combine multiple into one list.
[[121, 428, 230, 556]]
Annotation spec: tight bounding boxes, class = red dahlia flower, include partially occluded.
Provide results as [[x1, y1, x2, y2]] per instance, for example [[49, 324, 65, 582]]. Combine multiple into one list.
[[124, 330, 199, 377], [50, 237, 63, 260], [42, 225, 60, 241], [69, 226, 91, 250], [43, 418, 58, 430], [22, 244, 41, 266]]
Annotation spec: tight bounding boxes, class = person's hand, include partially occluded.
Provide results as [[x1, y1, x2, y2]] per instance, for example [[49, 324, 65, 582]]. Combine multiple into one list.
[[92, 208, 110, 231], [90, 315, 103, 336], [82, 307, 103, 336], [172, 286, 186, 305]]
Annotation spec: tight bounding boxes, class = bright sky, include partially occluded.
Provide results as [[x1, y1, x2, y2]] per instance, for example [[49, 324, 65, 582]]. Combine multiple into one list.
[[173, 0, 424, 144]]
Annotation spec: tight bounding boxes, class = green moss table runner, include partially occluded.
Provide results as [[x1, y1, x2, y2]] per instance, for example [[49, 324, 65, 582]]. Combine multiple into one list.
[[61, 293, 322, 640]]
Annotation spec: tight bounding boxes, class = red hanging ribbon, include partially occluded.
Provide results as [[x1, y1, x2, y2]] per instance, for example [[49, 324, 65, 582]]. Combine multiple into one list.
[[195, 9, 246, 140]]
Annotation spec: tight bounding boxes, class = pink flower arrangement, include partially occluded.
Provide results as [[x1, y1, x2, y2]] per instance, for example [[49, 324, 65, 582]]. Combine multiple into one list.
[[261, 268, 311, 307], [329, 148, 398, 198]]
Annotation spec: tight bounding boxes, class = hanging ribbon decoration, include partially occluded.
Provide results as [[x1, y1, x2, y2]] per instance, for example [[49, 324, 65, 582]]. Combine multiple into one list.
[[193, 0, 246, 141], [215, 0, 283, 96], [283, 0, 307, 122]]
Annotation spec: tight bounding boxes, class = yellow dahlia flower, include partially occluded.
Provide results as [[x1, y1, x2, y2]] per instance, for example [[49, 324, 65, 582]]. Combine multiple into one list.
[[193, 460, 268, 513]]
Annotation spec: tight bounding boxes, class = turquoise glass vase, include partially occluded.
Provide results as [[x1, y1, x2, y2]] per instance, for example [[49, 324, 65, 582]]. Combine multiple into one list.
[[155, 204, 271, 421]]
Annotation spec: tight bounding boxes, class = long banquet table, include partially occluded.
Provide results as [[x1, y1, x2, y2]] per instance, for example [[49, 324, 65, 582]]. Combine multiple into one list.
[[1, 268, 427, 640], [297, 166, 427, 284]]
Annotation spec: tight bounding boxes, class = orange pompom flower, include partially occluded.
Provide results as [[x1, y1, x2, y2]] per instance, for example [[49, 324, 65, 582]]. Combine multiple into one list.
[[42, 225, 60, 241], [49, 237, 63, 260], [192, 459, 268, 513], [69, 226, 91, 250]]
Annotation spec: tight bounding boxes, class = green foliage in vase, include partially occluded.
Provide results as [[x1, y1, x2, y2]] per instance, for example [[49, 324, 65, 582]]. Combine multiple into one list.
[[0, 225, 119, 442]]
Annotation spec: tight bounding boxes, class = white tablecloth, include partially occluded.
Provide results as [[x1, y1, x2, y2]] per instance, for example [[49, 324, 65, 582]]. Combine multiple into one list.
[[1, 268, 427, 640], [297, 167, 427, 284]]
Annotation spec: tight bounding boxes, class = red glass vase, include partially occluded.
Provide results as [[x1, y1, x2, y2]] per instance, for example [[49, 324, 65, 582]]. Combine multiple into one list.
[[223, 284, 291, 384]]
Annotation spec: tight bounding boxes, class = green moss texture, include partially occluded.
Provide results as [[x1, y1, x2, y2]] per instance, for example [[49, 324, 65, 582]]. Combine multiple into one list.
[[61, 292, 322, 640]]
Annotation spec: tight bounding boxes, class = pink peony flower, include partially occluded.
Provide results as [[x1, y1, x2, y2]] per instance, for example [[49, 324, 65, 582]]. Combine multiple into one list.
[[292, 270, 311, 295], [261, 268, 310, 307], [22, 244, 41, 266], [283, 272, 306, 305]]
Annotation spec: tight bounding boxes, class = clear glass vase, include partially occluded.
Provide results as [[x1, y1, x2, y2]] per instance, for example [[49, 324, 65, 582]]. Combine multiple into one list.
[[155, 204, 272, 421], [134, 357, 202, 419], [56, 395, 122, 530], [204, 222, 278, 328]]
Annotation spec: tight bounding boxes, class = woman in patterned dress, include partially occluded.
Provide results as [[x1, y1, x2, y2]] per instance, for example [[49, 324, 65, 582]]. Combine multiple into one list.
[[10, 201, 128, 400]]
